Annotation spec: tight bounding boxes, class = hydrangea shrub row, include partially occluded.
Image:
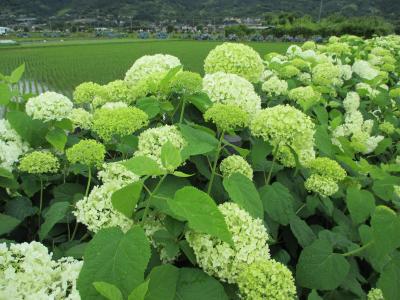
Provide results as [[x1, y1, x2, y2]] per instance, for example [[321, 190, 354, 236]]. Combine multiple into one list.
[[1, 35, 400, 299]]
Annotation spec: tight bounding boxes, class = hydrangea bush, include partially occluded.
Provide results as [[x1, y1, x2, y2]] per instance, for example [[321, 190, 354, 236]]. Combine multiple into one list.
[[0, 36, 400, 300]]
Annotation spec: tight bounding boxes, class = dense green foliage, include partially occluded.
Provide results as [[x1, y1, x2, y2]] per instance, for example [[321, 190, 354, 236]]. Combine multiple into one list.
[[1, 35, 400, 299]]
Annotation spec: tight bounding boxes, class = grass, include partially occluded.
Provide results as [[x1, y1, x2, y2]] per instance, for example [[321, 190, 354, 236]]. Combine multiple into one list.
[[0, 39, 291, 96]]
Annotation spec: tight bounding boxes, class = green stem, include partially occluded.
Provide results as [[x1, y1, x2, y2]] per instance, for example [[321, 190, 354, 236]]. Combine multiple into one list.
[[38, 177, 44, 228], [85, 167, 92, 197], [141, 175, 167, 224], [266, 144, 280, 185], [70, 222, 79, 241], [179, 98, 186, 124], [342, 241, 373, 257], [207, 131, 224, 195]]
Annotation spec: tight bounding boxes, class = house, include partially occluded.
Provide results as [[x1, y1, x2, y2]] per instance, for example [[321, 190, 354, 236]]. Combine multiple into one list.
[[0, 27, 11, 35]]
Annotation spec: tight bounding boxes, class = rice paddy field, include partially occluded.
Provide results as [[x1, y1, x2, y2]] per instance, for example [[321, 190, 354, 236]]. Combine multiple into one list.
[[0, 39, 290, 97]]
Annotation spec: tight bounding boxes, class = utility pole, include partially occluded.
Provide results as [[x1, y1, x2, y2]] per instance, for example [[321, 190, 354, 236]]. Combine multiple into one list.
[[318, 0, 324, 23]]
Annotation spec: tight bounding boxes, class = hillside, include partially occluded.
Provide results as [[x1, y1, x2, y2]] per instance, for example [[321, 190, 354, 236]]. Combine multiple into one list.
[[2, 0, 400, 21]]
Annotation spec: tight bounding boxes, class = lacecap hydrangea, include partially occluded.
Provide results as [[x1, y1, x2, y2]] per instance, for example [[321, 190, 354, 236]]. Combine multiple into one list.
[[19, 151, 59, 174], [124, 54, 181, 84], [237, 259, 297, 300], [202, 72, 261, 116], [0, 241, 82, 300], [92, 106, 149, 142], [250, 105, 315, 167], [204, 103, 249, 131], [219, 155, 253, 180], [204, 43, 264, 83], [0, 119, 29, 171], [186, 202, 270, 283], [25, 92, 73, 122], [135, 125, 186, 169]]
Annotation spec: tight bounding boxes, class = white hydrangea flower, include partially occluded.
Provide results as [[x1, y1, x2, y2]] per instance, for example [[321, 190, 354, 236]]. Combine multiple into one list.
[[262, 76, 288, 97], [101, 101, 128, 109], [339, 64, 353, 80], [0, 241, 82, 300], [203, 72, 261, 116], [0, 119, 29, 171], [352, 60, 379, 80], [186, 202, 270, 283], [98, 161, 139, 186], [125, 54, 181, 84], [343, 92, 360, 112], [69, 108, 92, 130], [25, 92, 73, 122]]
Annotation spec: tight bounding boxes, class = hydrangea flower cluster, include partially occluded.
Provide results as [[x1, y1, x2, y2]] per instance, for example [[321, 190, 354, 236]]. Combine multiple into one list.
[[262, 76, 289, 97], [250, 105, 315, 167], [305, 157, 347, 196], [367, 288, 384, 300], [73, 81, 105, 104], [69, 108, 92, 130], [332, 92, 384, 154], [135, 125, 186, 168], [288, 86, 321, 111], [219, 155, 253, 180], [169, 71, 202, 95], [19, 151, 59, 174], [101, 80, 138, 105], [186, 202, 270, 283], [26, 92, 73, 122], [204, 43, 264, 83], [352, 60, 379, 80], [204, 103, 249, 131], [0, 241, 82, 300], [312, 62, 341, 86], [66, 139, 106, 167], [379, 121, 395, 135], [202, 72, 261, 116], [237, 260, 297, 300], [0, 119, 29, 171], [124, 54, 181, 84], [92, 106, 149, 141], [97, 161, 139, 185]]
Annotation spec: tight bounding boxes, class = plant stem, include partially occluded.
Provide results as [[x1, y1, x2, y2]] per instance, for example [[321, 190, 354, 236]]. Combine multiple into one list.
[[179, 98, 186, 124], [266, 144, 280, 185], [207, 131, 224, 195], [38, 177, 44, 228], [342, 241, 373, 257], [141, 175, 167, 224], [85, 167, 92, 197]]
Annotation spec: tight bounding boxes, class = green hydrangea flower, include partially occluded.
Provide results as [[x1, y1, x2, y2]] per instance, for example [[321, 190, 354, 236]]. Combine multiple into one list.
[[250, 105, 315, 167], [367, 288, 384, 300], [69, 108, 92, 130], [19, 151, 59, 174], [389, 87, 400, 98], [25, 92, 73, 122], [288, 86, 321, 111], [204, 43, 264, 83], [186, 202, 270, 283], [220, 155, 253, 180], [169, 71, 202, 95], [73, 82, 105, 104], [307, 157, 346, 182], [379, 121, 395, 135], [237, 259, 297, 300], [204, 103, 249, 131], [290, 58, 310, 71], [277, 65, 301, 79], [92, 106, 148, 141], [66, 139, 106, 167], [92, 80, 138, 107], [305, 174, 339, 197], [262, 76, 288, 97], [302, 41, 316, 50], [312, 62, 340, 86]]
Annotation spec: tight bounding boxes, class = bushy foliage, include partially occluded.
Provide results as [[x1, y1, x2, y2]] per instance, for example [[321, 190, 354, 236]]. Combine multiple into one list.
[[0, 35, 400, 300]]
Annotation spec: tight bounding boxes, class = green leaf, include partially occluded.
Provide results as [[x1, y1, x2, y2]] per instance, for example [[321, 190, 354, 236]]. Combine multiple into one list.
[[296, 239, 350, 290], [250, 138, 272, 171], [160, 65, 182, 90], [372, 176, 400, 201], [46, 127, 67, 151], [136, 97, 160, 118], [223, 173, 263, 219], [9, 63, 25, 83], [179, 124, 218, 158], [77, 226, 151, 299], [378, 251, 400, 300], [186, 92, 213, 113], [145, 264, 179, 300], [128, 281, 149, 300], [346, 187, 375, 224], [7, 111, 48, 147], [64, 243, 87, 259], [0, 213, 21, 236], [53, 183, 85, 202], [0, 83, 11, 105], [290, 216, 317, 248], [374, 138, 392, 155], [315, 125, 334, 157], [308, 290, 323, 300], [39, 201, 70, 240], [122, 156, 165, 176], [93, 282, 123, 300], [259, 182, 296, 225], [168, 187, 233, 245], [116, 135, 138, 155], [4, 197, 37, 220], [161, 141, 182, 172], [111, 181, 143, 218], [172, 171, 193, 177], [174, 268, 228, 300]]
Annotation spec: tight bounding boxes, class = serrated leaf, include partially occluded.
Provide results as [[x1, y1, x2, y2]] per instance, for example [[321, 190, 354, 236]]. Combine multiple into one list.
[[186, 92, 213, 113], [77, 226, 151, 300], [290, 216, 316, 247], [346, 187, 375, 224], [39, 201, 70, 240], [128, 281, 149, 300], [161, 141, 182, 172], [111, 181, 143, 218], [223, 173, 263, 219], [179, 124, 218, 158], [168, 187, 232, 245], [136, 97, 160, 118], [122, 156, 165, 176], [9, 63, 25, 83], [145, 264, 179, 300], [46, 127, 67, 151], [378, 251, 400, 300], [296, 239, 350, 290], [0, 213, 21, 236], [93, 282, 123, 300]]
